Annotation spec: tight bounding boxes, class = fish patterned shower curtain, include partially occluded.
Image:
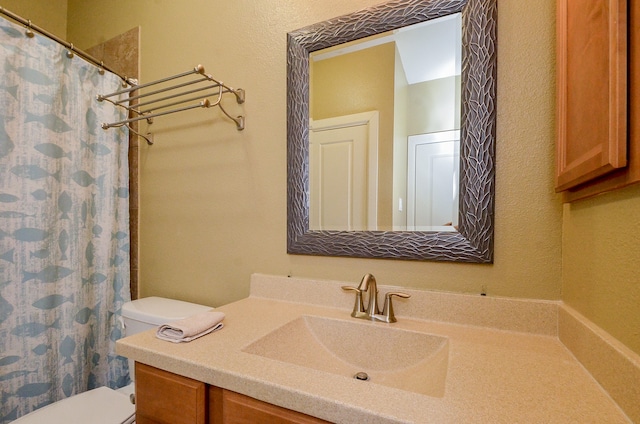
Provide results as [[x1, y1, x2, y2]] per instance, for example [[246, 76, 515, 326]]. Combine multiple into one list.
[[0, 16, 131, 423]]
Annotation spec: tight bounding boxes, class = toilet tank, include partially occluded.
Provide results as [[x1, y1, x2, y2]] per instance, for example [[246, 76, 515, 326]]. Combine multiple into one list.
[[121, 296, 214, 336], [120, 297, 214, 382]]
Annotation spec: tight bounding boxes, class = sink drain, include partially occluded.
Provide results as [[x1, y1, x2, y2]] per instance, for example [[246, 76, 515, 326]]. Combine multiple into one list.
[[354, 372, 369, 381]]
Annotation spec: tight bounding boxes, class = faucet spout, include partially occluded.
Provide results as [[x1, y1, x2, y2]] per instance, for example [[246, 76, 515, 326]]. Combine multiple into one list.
[[343, 274, 411, 323], [358, 273, 379, 317]]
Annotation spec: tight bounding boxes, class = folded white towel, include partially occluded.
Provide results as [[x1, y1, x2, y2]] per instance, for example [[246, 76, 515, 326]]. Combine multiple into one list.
[[156, 311, 225, 343]]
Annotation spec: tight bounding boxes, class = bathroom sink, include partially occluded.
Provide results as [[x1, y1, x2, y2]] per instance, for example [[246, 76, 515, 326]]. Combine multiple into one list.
[[242, 315, 449, 397]]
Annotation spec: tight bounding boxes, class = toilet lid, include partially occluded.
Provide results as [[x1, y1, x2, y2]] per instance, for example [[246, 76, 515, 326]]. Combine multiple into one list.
[[13, 387, 135, 424], [121, 296, 213, 325]]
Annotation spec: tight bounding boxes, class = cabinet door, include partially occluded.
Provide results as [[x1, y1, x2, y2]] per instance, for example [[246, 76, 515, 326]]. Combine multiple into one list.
[[556, 0, 627, 191], [209, 386, 331, 424], [562, 0, 640, 201], [135, 363, 207, 424]]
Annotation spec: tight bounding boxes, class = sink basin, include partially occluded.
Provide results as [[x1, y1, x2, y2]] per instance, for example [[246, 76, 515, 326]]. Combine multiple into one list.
[[242, 315, 449, 397]]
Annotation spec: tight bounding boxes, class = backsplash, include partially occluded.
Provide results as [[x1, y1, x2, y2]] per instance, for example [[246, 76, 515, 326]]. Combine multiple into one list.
[[249, 274, 559, 335]]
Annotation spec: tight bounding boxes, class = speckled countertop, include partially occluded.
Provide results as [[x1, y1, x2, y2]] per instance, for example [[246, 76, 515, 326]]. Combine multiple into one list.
[[116, 274, 631, 424]]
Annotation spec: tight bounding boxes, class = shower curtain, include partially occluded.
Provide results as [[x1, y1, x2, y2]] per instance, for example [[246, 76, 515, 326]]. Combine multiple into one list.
[[0, 16, 131, 423]]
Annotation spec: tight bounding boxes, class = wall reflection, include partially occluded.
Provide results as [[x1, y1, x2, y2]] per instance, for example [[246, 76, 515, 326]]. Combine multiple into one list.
[[309, 13, 462, 231]]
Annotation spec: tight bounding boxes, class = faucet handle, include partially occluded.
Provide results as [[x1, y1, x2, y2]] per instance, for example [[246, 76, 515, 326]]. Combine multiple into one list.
[[342, 285, 365, 316], [341, 285, 360, 293], [381, 292, 411, 323]]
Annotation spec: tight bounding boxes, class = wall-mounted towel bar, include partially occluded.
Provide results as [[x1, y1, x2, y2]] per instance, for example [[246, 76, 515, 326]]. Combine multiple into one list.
[[98, 64, 245, 144]]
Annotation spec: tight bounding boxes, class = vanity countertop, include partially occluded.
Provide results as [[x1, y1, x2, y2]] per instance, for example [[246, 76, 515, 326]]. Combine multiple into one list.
[[116, 275, 631, 424]]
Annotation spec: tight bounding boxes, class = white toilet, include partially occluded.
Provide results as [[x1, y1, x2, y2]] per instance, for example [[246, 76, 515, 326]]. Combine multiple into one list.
[[13, 296, 213, 424]]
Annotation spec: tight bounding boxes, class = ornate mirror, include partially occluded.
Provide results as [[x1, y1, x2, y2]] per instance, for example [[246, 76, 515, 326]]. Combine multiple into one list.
[[287, 0, 497, 262]]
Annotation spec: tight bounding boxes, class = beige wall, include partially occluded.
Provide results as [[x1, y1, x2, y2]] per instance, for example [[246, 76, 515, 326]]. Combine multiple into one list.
[[406, 76, 460, 135], [11, 0, 640, 358], [562, 184, 640, 355], [62, 0, 562, 309], [1, 0, 68, 39], [311, 43, 395, 121], [392, 48, 409, 229]]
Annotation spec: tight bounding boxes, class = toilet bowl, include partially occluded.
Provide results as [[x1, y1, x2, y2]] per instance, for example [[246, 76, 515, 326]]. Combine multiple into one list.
[[13, 297, 213, 424]]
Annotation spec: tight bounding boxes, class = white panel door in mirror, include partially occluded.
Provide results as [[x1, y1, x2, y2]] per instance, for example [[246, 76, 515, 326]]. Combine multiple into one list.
[[407, 130, 459, 231], [310, 112, 379, 231]]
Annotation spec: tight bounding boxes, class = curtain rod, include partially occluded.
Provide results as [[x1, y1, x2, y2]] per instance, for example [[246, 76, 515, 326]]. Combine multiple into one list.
[[0, 5, 128, 83]]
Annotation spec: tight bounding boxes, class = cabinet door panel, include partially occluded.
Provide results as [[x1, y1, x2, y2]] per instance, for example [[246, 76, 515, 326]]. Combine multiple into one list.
[[209, 386, 330, 424], [136, 363, 207, 424], [556, 0, 627, 191], [563, 0, 640, 201]]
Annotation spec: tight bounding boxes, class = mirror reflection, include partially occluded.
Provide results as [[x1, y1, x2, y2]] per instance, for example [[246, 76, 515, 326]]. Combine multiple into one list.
[[309, 14, 462, 232]]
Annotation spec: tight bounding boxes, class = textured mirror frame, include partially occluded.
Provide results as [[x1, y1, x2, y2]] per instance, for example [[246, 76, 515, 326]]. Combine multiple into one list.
[[287, 0, 497, 263]]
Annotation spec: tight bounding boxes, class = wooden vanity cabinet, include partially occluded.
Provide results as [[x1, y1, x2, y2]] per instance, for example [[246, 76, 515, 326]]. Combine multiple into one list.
[[135, 363, 331, 424], [556, 0, 640, 201]]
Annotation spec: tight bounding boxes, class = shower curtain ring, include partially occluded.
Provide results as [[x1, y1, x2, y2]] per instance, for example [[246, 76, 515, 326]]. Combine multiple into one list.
[[66, 43, 74, 58], [25, 20, 34, 38]]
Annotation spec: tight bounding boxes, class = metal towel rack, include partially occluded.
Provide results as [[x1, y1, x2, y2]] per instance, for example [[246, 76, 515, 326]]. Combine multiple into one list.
[[97, 64, 245, 144]]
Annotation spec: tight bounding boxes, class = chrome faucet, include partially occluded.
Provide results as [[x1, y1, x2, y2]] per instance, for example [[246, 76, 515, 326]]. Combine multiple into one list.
[[342, 274, 410, 323]]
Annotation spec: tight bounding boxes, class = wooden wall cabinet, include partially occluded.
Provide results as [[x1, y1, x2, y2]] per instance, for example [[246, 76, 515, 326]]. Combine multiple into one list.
[[135, 363, 331, 424], [556, 0, 639, 201]]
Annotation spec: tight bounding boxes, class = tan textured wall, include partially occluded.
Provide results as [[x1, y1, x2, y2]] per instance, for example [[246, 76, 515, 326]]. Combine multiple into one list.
[[312, 43, 395, 120], [406, 76, 460, 135], [1, 0, 68, 39], [64, 0, 562, 308], [12, 0, 637, 364], [562, 184, 640, 355]]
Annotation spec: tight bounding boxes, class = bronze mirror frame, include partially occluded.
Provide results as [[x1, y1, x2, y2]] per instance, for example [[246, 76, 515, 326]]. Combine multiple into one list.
[[287, 0, 497, 263]]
